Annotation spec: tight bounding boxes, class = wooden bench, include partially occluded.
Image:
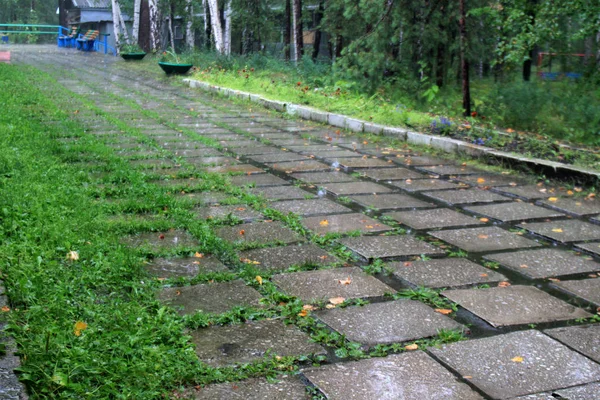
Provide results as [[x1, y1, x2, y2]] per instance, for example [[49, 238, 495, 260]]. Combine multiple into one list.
[[76, 30, 99, 51], [58, 26, 78, 48]]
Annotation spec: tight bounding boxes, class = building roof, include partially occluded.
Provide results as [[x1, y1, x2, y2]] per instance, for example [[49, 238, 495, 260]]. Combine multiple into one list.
[[71, 0, 111, 9]]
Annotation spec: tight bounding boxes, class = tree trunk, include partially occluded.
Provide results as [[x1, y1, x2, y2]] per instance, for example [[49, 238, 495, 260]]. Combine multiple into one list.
[[58, 0, 68, 28], [132, 0, 141, 43], [203, 0, 212, 50], [111, 0, 123, 51], [459, 0, 471, 116], [149, 0, 160, 51], [139, 0, 150, 51], [223, 0, 232, 55], [523, 50, 533, 81], [311, 0, 324, 61], [186, 0, 195, 49], [596, 14, 600, 71], [292, 0, 303, 63], [168, 3, 176, 50], [284, 0, 291, 61], [208, 0, 224, 53], [436, 43, 445, 87], [117, 1, 130, 44]]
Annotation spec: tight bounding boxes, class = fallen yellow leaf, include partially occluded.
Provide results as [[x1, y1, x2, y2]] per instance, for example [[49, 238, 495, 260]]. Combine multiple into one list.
[[255, 276, 263, 285], [74, 321, 88, 336], [297, 309, 308, 317], [319, 219, 329, 226], [194, 252, 204, 258], [498, 281, 511, 287], [329, 297, 345, 305], [548, 197, 558, 202], [511, 356, 524, 363], [477, 178, 486, 184], [1, 306, 10, 312], [404, 343, 419, 351], [478, 234, 489, 239], [552, 228, 563, 233], [480, 218, 489, 223], [434, 309, 453, 315], [67, 250, 79, 261], [338, 277, 352, 285]]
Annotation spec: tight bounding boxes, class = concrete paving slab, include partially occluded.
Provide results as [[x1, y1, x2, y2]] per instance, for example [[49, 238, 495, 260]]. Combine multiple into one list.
[[518, 220, 600, 243], [454, 174, 527, 187], [544, 324, 600, 364], [302, 213, 393, 235], [229, 174, 290, 187], [335, 157, 395, 169], [269, 160, 332, 173], [247, 153, 310, 163], [349, 193, 435, 210], [551, 278, 600, 306], [400, 155, 457, 166], [537, 197, 600, 217], [194, 205, 263, 222], [464, 202, 565, 222], [290, 171, 358, 183], [239, 243, 339, 271], [386, 208, 484, 230], [229, 146, 283, 155], [574, 241, 600, 257], [269, 199, 351, 216], [303, 352, 483, 400], [249, 185, 314, 201], [192, 376, 309, 400], [203, 164, 265, 175], [416, 165, 485, 176], [491, 185, 557, 201], [173, 148, 223, 158], [430, 330, 600, 399], [430, 226, 542, 252], [216, 221, 304, 245], [315, 300, 463, 345], [389, 258, 507, 289], [314, 150, 364, 158], [145, 256, 229, 278], [484, 249, 600, 279], [338, 235, 445, 260], [391, 178, 466, 192], [355, 167, 427, 181], [190, 319, 326, 367], [158, 280, 263, 315], [121, 229, 199, 251], [271, 267, 395, 302], [175, 191, 232, 205], [323, 182, 395, 196], [553, 382, 600, 400], [186, 156, 240, 166], [423, 188, 511, 206], [442, 285, 591, 327]]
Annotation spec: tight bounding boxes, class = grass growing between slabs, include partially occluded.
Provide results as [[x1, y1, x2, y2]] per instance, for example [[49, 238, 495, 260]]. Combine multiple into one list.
[[0, 62, 471, 398]]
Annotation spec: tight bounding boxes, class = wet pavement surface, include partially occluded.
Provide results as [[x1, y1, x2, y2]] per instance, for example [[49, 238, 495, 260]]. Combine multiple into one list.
[[3, 45, 600, 399]]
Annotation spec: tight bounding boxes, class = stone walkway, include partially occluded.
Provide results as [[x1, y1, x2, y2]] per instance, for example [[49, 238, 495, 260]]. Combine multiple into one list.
[[4, 45, 600, 399]]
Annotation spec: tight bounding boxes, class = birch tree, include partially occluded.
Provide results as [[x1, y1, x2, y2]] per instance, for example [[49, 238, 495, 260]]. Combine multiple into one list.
[[149, 0, 160, 51], [132, 0, 141, 44], [111, 0, 123, 51], [224, 0, 232, 55], [207, 0, 224, 53], [186, 0, 195, 49], [292, 0, 303, 63]]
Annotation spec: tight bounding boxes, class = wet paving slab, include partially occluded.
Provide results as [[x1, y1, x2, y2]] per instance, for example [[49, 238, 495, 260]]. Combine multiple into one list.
[[464, 202, 565, 222], [399, 155, 458, 166], [290, 171, 359, 183], [301, 213, 393, 235], [247, 152, 310, 163], [536, 196, 600, 217], [355, 167, 427, 181], [121, 229, 199, 252], [442, 285, 591, 327], [268, 199, 351, 216], [323, 181, 396, 196], [416, 164, 485, 176], [269, 160, 332, 173], [484, 248, 600, 279], [385, 208, 484, 230], [453, 174, 528, 188], [544, 324, 600, 363], [491, 185, 557, 201], [215, 221, 304, 245], [192, 376, 309, 400], [430, 330, 600, 399], [338, 235, 445, 260], [389, 258, 507, 289], [423, 188, 511, 206], [239, 243, 339, 271], [550, 278, 600, 306], [145, 255, 229, 278], [193, 205, 264, 222], [303, 352, 484, 400], [390, 178, 466, 192], [158, 280, 264, 315], [349, 193, 435, 210], [191, 319, 326, 367], [517, 219, 600, 243], [248, 185, 314, 201], [430, 226, 543, 253], [271, 267, 395, 302], [315, 300, 463, 345], [229, 173, 290, 187]]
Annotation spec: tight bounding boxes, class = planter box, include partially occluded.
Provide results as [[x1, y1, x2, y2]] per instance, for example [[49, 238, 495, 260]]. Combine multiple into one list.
[[158, 62, 193, 74]]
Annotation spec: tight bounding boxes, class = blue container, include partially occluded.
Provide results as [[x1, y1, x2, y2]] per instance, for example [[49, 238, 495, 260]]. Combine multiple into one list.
[[1, 35, 8, 44]]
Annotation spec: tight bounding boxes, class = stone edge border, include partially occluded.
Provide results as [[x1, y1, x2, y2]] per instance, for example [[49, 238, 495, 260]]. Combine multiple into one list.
[[183, 79, 600, 182], [0, 282, 28, 399]]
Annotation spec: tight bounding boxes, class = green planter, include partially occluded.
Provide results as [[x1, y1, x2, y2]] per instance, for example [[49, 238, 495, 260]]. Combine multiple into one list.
[[121, 52, 147, 61], [158, 62, 193, 74]]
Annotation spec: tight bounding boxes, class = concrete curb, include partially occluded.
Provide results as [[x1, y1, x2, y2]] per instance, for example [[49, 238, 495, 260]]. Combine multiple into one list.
[[183, 78, 600, 182]]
